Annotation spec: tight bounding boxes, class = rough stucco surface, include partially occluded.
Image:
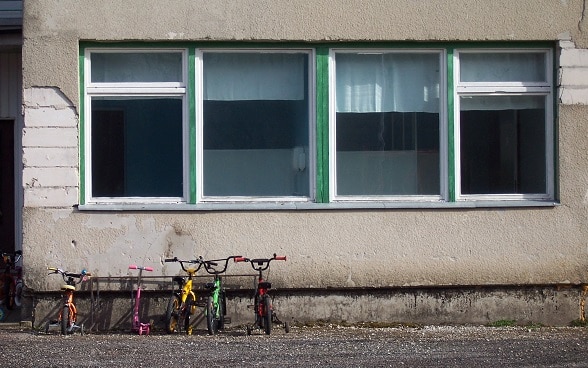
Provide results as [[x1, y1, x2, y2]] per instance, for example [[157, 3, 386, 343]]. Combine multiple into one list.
[[17, 0, 588, 325]]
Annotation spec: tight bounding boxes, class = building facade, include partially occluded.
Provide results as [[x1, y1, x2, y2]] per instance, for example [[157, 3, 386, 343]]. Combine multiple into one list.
[[18, 0, 588, 327]]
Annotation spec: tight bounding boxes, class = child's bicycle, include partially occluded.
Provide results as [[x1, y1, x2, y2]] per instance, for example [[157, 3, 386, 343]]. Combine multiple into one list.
[[234, 254, 289, 335], [45, 267, 91, 335], [0, 250, 23, 321], [201, 255, 241, 335], [128, 264, 153, 335], [164, 257, 204, 335]]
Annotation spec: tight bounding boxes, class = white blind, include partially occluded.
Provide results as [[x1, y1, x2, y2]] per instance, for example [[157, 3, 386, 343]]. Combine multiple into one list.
[[204, 53, 306, 101], [336, 53, 440, 113]]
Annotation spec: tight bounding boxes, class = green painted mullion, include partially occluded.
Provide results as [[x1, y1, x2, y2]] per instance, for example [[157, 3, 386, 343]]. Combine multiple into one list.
[[188, 48, 197, 204], [446, 48, 456, 202], [79, 46, 86, 205], [315, 48, 330, 203]]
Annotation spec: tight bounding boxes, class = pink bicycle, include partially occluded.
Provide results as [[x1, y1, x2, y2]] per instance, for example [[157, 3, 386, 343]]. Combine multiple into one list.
[[129, 264, 153, 335]]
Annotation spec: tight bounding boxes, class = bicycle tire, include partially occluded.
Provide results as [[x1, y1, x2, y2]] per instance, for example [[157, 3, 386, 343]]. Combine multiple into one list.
[[184, 293, 195, 335], [4, 278, 13, 310], [263, 295, 272, 335], [61, 306, 70, 335], [206, 296, 218, 335], [14, 280, 22, 307], [165, 295, 180, 334]]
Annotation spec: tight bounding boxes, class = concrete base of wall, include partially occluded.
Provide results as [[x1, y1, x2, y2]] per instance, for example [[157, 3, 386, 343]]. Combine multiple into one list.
[[18, 284, 585, 332]]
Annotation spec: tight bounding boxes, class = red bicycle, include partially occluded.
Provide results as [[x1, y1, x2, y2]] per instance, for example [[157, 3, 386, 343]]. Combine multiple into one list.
[[234, 254, 289, 335], [0, 250, 23, 320]]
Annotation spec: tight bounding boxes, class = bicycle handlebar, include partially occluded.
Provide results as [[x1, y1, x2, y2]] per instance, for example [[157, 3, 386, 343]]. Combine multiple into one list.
[[200, 255, 242, 275], [129, 265, 153, 272], [47, 267, 91, 283], [234, 253, 287, 271], [164, 257, 204, 273]]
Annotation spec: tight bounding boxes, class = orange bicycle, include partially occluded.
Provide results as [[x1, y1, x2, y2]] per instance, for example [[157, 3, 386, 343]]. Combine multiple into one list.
[[45, 267, 91, 335]]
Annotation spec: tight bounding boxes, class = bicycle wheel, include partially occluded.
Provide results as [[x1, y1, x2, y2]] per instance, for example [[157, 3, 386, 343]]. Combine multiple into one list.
[[165, 295, 180, 334], [60, 306, 70, 335], [263, 295, 272, 335], [4, 279, 14, 310], [14, 280, 22, 307], [184, 293, 195, 335], [206, 296, 218, 335]]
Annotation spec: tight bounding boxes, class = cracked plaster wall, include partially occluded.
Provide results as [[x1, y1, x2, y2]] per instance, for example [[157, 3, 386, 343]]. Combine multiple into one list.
[[20, 1, 588, 298]]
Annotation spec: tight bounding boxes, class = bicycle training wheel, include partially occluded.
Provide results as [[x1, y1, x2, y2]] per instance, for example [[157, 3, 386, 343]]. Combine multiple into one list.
[[60, 306, 71, 335], [14, 281, 22, 307], [263, 295, 272, 335], [206, 296, 218, 335], [165, 296, 180, 334]]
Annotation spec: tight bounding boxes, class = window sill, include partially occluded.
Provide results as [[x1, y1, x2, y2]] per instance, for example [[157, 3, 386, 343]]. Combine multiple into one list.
[[76, 200, 559, 212]]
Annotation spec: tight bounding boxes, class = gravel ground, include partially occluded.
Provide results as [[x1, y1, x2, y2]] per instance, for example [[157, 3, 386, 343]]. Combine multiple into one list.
[[1, 324, 588, 367]]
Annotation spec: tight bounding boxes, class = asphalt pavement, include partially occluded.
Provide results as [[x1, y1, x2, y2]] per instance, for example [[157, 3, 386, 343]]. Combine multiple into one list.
[[1, 323, 587, 367]]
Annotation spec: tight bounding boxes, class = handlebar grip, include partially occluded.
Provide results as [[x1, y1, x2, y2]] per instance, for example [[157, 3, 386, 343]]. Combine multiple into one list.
[[275, 256, 287, 261], [234, 257, 247, 263], [144, 267, 154, 272], [164, 258, 176, 262], [129, 265, 138, 270], [47, 267, 57, 271]]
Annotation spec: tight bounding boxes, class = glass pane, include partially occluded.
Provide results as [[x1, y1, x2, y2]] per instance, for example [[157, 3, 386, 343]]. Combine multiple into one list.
[[336, 52, 440, 113], [91, 52, 183, 83], [460, 52, 546, 82], [336, 112, 440, 196], [460, 95, 546, 195], [91, 97, 184, 197], [202, 53, 310, 197]]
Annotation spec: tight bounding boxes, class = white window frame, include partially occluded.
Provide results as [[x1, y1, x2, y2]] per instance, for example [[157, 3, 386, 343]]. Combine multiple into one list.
[[454, 48, 554, 201], [84, 48, 189, 204], [328, 48, 448, 203], [194, 48, 317, 203]]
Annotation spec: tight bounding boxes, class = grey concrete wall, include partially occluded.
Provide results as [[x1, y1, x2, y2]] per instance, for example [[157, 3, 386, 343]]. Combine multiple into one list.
[[18, 0, 588, 325]]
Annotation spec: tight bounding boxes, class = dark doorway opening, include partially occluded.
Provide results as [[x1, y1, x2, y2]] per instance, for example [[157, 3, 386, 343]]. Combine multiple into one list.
[[0, 119, 15, 254]]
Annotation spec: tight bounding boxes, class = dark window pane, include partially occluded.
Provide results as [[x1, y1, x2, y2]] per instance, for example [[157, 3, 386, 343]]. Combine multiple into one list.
[[91, 97, 183, 197], [460, 96, 546, 195]]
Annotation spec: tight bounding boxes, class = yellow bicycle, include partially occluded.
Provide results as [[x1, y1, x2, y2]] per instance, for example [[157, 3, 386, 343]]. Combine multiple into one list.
[[164, 257, 203, 335]]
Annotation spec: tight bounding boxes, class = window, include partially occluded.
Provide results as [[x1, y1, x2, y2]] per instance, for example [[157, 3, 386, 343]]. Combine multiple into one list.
[[85, 50, 187, 202], [455, 50, 553, 200], [330, 50, 445, 200], [81, 44, 555, 207], [198, 51, 313, 200]]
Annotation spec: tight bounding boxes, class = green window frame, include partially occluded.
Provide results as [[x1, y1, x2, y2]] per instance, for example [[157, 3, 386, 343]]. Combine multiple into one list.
[[79, 42, 556, 209]]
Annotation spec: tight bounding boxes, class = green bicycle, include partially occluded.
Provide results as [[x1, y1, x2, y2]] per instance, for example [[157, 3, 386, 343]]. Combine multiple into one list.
[[201, 255, 241, 335]]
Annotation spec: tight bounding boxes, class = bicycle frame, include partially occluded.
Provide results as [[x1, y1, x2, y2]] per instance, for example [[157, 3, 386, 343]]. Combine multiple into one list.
[[201, 255, 241, 335], [234, 254, 288, 335], [45, 267, 90, 335], [164, 257, 203, 335], [0, 250, 22, 314], [129, 264, 153, 335]]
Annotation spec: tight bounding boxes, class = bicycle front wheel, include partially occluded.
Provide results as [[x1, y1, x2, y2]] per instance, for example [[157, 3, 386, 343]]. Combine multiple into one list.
[[184, 293, 195, 335], [60, 306, 71, 335], [263, 295, 272, 335], [165, 295, 180, 334], [206, 296, 218, 335], [4, 279, 14, 310]]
